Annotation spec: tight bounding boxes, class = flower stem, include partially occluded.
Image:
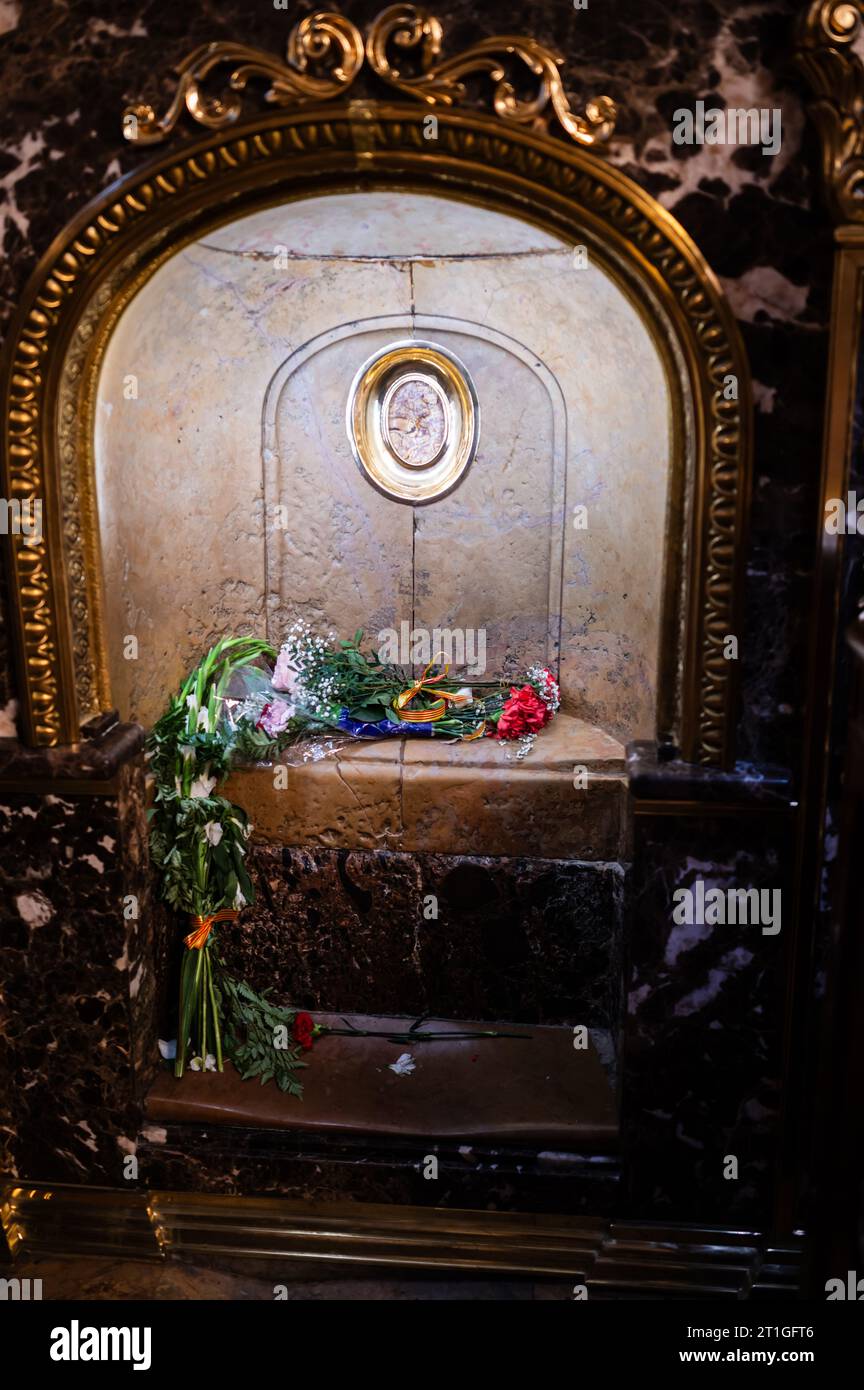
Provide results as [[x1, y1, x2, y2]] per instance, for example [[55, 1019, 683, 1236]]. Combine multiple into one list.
[[320, 1026, 532, 1042], [206, 949, 223, 1071], [200, 958, 208, 1064]]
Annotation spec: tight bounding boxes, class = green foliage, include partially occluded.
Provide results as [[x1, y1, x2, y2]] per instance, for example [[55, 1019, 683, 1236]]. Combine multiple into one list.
[[219, 972, 306, 1097], [291, 628, 503, 733], [149, 794, 253, 917], [146, 636, 276, 919], [146, 636, 285, 1079], [230, 716, 315, 764], [307, 629, 407, 722]]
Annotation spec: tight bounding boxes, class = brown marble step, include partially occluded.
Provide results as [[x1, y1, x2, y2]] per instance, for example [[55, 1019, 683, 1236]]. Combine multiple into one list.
[[146, 1012, 617, 1149]]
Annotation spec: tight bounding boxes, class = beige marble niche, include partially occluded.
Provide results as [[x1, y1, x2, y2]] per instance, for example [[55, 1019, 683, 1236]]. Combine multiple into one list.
[[94, 190, 671, 741]]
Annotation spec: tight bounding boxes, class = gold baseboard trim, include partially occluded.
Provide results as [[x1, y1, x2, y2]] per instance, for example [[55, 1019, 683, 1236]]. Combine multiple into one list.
[[1, 1182, 804, 1294]]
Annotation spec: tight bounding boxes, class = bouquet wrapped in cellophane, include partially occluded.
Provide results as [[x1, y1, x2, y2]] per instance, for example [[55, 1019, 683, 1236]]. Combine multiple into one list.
[[146, 637, 308, 1089], [223, 620, 560, 764]]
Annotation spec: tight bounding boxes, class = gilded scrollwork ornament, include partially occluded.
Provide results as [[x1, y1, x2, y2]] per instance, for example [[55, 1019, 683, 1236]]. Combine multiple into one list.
[[123, 12, 365, 144], [364, 4, 616, 146], [123, 5, 617, 150], [795, 0, 864, 223]]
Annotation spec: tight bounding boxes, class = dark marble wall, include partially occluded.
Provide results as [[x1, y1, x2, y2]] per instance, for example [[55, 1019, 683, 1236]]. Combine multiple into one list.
[[0, 755, 158, 1184], [210, 847, 625, 1034], [0, 0, 834, 776], [137, 1119, 620, 1213], [622, 803, 792, 1220]]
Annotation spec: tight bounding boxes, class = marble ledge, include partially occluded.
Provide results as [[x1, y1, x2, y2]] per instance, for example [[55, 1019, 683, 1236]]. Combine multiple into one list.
[[145, 1010, 617, 1149], [0, 713, 144, 786], [626, 741, 794, 807]]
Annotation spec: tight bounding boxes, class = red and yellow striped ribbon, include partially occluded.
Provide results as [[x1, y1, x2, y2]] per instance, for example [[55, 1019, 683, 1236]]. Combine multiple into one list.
[[392, 657, 466, 724], [461, 720, 487, 741], [184, 907, 239, 951]]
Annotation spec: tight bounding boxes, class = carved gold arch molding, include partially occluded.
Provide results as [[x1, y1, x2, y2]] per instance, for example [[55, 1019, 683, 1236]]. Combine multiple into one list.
[[0, 7, 752, 766]]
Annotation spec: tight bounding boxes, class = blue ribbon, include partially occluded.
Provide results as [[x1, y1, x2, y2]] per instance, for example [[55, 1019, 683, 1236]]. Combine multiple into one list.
[[336, 709, 435, 738]]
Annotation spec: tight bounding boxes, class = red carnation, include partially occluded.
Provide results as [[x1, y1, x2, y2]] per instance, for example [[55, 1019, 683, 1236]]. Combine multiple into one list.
[[291, 1011, 316, 1051], [495, 684, 553, 739]]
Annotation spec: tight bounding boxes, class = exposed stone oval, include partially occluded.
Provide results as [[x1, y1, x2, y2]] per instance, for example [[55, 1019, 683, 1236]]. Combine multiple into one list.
[[385, 375, 448, 467]]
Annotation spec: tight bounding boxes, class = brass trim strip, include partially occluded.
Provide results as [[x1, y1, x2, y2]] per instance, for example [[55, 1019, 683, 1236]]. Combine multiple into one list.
[[1, 1181, 804, 1291]]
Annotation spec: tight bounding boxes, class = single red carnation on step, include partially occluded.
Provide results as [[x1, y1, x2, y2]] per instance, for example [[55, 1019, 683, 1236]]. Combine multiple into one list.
[[292, 1011, 316, 1051]]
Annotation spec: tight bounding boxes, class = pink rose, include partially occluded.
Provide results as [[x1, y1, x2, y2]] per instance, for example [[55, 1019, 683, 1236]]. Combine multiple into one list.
[[272, 647, 298, 694], [256, 699, 293, 738]]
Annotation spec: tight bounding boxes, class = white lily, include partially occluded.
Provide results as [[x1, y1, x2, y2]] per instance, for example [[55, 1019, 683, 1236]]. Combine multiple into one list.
[[203, 821, 223, 847], [190, 771, 217, 799]]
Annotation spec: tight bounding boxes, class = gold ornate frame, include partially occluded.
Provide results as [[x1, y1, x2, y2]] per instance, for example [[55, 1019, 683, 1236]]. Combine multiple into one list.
[[0, 7, 752, 765]]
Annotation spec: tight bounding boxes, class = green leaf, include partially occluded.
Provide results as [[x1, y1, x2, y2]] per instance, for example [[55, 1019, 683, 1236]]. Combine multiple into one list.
[[349, 706, 386, 722]]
